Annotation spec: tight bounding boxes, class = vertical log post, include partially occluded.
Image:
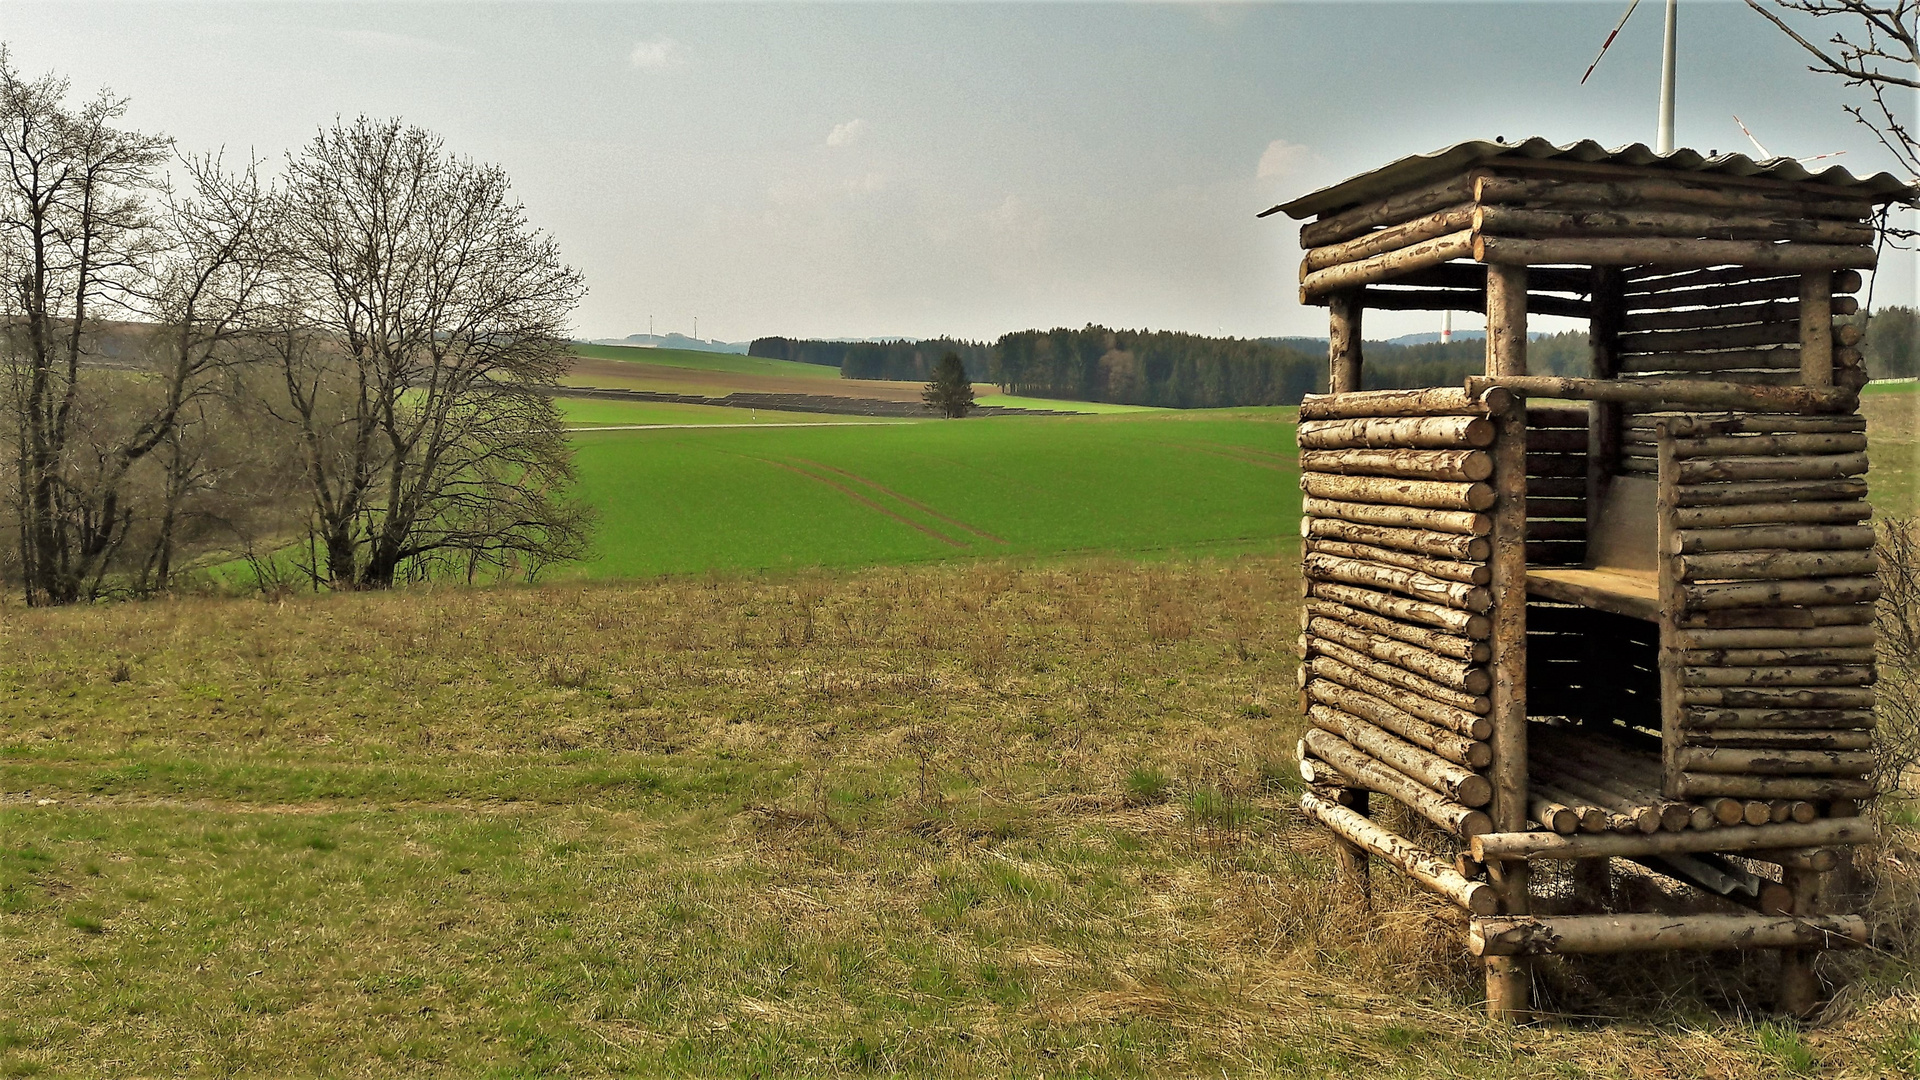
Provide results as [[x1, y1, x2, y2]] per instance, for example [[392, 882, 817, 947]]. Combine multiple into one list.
[[1579, 271, 1626, 904], [1330, 292, 1364, 394], [1657, 422, 1683, 796], [1778, 865, 1824, 1016], [1800, 272, 1835, 388], [1484, 261, 1532, 1022], [1333, 786, 1373, 908]]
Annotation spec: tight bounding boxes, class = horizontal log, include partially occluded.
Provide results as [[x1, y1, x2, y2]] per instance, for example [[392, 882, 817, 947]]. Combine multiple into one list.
[[1670, 500, 1872, 529], [1302, 473, 1496, 512], [1470, 814, 1875, 861], [1745, 848, 1841, 873], [1679, 576, 1881, 611], [1298, 385, 1503, 420], [1527, 477, 1585, 499], [1307, 705, 1492, 805], [1526, 519, 1586, 541], [1681, 706, 1875, 730], [1681, 686, 1875, 709], [1304, 552, 1490, 611], [1674, 478, 1869, 507], [1687, 729, 1875, 750], [1475, 235, 1877, 272], [1333, 286, 1593, 319], [1618, 369, 1806, 387], [1309, 637, 1490, 713], [1462, 375, 1856, 415], [1679, 746, 1876, 776], [1669, 524, 1876, 554], [1309, 615, 1490, 693], [1681, 665, 1875, 688], [1303, 516, 1491, 561], [1474, 204, 1874, 246], [1530, 794, 1580, 835], [1299, 790, 1498, 915], [1622, 298, 1831, 334], [1676, 774, 1877, 800], [1526, 405, 1590, 429], [1301, 229, 1477, 299], [1301, 497, 1491, 537], [1389, 261, 1593, 294], [1529, 781, 1609, 832], [1308, 677, 1492, 752], [1628, 266, 1862, 294], [1303, 729, 1494, 836], [1644, 413, 1867, 437], [1307, 654, 1491, 736], [1308, 539, 1490, 586], [1297, 414, 1495, 450], [1301, 447, 1492, 482], [1305, 598, 1490, 664], [1677, 604, 1874, 630], [1676, 624, 1876, 651], [1618, 349, 1800, 375], [1532, 765, 1663, 833], [1526, 497, 1586, 519], [1674, 452, 1868, 485], [1303, 203, 1474, 272], [1308, 581, 1491, 638], [1297, 171, 1480, 248], [1526, 458, 1588, 481], [1627, 275, 1804, 310], [1620, 320, 1801, 355], [1681, 646, 1877, 667], [1469, 913, 1867, 956], [1673, 433, 1869, 460], [1676, 549, 1879, 582], [1474, 174, 1875, 223]]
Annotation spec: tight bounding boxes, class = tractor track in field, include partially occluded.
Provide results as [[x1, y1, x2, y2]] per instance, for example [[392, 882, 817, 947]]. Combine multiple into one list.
[[751, 457, 969, 547], [788, 458, 1009, 545]]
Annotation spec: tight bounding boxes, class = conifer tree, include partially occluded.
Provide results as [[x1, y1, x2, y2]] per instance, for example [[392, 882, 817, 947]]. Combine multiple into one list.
[[923, 352, 975, 418]]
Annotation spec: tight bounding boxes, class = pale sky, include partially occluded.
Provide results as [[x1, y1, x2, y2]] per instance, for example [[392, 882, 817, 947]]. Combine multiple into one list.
[[4, 1, 1914, 343]]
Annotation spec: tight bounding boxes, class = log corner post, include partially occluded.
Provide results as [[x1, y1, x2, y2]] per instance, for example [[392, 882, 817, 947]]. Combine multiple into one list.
[[1329, 291, 1364, 394], [1656, 420, 1683, 797], [1778, 864, 1825, 1016], [1484, 375, 1532, 1023], [1800, 272, 1835, 389], [1333, 786, 1373, 909], [1485, 264, 1529, 378]]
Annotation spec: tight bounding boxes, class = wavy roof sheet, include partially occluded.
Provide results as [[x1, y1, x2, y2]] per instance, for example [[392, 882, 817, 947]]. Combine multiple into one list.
[[1264, 137, 1915, 220]]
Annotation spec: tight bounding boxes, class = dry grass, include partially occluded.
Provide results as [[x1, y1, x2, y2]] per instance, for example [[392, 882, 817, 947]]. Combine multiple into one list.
[[1, 556, 1918, 1077]]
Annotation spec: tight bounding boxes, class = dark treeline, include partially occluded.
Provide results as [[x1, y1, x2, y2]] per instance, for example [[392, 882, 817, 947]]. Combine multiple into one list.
[[748, 337, 993, 381], [1856, 305, 1920, 379]]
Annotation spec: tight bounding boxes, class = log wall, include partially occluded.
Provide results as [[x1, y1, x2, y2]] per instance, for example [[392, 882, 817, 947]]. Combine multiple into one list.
[[1297, 388, 1500, 841]]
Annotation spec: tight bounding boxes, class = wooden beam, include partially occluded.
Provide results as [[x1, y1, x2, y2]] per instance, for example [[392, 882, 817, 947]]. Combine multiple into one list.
[[1462, 374, 1857, 414], [1475, 235, 1877, 272], [1329, 292, 1363, 394], [1472, 174, 1877, 221], [1302, 230, 1477, 299], [1474, 205, 1874, 245], [1469, 814, 1876, 861], [1470, 912, 1867, 956], [1801, 273, 1835, 388], [1296, 171, 1482, 248], [1301, 790, 1497, 914]]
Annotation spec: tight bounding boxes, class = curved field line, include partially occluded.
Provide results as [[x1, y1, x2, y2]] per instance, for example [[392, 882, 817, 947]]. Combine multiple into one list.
[[751, 457, 969, 548], [788, 458, 1009, 545]]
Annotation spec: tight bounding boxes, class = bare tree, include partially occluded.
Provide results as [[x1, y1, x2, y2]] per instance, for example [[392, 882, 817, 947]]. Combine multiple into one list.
[[266, 118, 589, 589], [0, 50, 170, 604], [1744, 2, 1920, 193]]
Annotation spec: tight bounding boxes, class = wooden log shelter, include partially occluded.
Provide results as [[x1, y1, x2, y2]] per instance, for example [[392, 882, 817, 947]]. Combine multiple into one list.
[[1268, 139, 1909, 1021]]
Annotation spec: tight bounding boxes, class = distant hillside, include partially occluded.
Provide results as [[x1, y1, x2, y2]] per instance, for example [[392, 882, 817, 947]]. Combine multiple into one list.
[[586, 333, 749, 355]]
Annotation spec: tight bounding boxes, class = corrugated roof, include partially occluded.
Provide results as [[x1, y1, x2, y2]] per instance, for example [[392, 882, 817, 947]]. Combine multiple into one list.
[[1263, 137, 1915, 220]]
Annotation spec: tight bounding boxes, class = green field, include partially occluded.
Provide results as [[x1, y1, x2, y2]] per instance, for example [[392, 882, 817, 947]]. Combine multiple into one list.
[[567, 411, 1300, 578]]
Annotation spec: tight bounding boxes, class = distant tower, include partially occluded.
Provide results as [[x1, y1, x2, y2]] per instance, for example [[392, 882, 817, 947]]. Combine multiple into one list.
[[1441, 310, 1453, 344], [649, 315, 654, 337], [694, 316, 699, 340]]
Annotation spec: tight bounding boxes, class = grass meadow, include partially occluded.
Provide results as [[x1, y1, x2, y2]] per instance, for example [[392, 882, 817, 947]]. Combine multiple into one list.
[[7, 560, 1920, 1078]]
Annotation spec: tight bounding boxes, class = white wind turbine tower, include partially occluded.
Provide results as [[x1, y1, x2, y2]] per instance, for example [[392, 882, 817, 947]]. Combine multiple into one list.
[[1582, 0, 1680, 154]]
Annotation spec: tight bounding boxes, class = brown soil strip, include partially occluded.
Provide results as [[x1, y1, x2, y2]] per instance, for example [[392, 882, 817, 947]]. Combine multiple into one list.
[[753, 458, 968, 547], [788, 458, 1009, 544]]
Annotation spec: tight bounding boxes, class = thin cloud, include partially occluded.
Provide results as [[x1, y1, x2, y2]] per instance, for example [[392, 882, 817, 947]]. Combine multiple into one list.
[[826, 118, 868, 148], [629, 38, 689, 70], [1257, 139, 1318, 180]]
